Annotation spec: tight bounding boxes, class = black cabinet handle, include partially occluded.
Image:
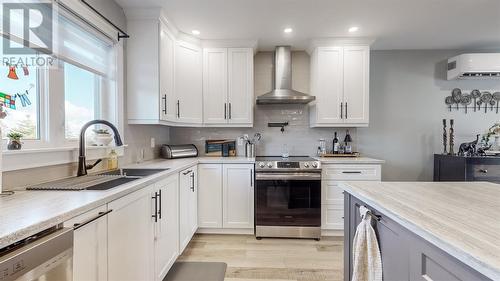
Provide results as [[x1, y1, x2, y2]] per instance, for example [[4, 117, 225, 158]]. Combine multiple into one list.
[[250, 169, 253, 187], [479, 169, 488, 173], [74, 209, 113, 230], [183, 170, 192, 175], [177, 100, 180, 118], [190, 172, 195, 192], [152, 192, 158, 222], [229, 103, 232, 119], [162, 95, 167, 114], [342, 171, 362, 174], [340, 103, 343, 119], [224, 103, 227, 119], [158, 189, 162, 219], [345, 102, 348, 119]]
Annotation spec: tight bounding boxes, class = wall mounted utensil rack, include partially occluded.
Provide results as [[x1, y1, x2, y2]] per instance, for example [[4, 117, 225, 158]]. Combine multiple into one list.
[[445, 88, 500, 114]]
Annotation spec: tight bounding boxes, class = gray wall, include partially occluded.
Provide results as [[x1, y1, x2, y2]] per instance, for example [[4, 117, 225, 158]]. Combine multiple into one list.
[[170, 51, 356, 157], [359, 50, 500, 181]]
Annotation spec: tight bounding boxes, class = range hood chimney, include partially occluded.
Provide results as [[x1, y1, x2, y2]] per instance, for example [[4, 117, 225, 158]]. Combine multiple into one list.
[[256, 46, 315, 105]]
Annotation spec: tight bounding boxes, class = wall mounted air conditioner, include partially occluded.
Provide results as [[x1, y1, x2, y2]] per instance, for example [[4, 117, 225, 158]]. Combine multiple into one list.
[[447, 53, 500, 80]]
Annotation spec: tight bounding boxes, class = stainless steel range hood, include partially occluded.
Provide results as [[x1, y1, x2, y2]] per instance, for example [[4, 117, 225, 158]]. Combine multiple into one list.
[[256, 46, 315, 105]]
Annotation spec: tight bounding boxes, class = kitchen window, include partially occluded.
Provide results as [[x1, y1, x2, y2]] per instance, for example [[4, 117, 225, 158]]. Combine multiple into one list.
[[0, 4, 123, 170], [64, 62, 101, 139], [0, 65, 40, 140]]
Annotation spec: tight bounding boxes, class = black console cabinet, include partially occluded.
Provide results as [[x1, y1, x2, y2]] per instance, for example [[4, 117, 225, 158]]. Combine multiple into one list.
[[433, 154, 500, 183]]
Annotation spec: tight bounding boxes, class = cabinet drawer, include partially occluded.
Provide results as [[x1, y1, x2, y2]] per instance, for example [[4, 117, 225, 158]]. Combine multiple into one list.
[[469, 164, 500, 182], [322, 181, 344, 204], [322, 204, 344, 230], [322, 164, 381, 181]]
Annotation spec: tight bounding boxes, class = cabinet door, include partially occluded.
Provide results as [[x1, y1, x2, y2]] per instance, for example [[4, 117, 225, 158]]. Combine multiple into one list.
[[312, 47, 344, 125], [159, 22, 176, 122], [343, 46, 369, 124], [223, 164, 254, 229], [175, 41, 203, 124], [65, 205, 108, 281], [198, 164, 223, 228], [189, 167, 199, 235], [227, 48, 254, 125], [108, 186, 155, 281], [154, 175, 179, 281], [203, 48, 228, 125], [179, 166, 197, 252], [322, 204, 344, 230]]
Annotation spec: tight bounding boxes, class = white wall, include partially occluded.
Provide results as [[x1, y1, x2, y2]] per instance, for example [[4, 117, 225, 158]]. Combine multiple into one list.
[[359, 50, 500, 181]]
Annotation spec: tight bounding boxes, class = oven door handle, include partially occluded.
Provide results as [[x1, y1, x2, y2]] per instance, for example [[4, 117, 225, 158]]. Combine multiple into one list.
[[255, 173, 321, 181]]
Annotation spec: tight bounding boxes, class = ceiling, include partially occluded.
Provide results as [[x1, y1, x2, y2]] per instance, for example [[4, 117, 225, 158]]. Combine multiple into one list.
[[115, 0, 500, 51]]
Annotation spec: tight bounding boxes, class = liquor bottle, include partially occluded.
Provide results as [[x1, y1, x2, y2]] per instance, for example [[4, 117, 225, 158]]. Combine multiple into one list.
[[333, 132, 339, 154], [344, 130, 353, 154]]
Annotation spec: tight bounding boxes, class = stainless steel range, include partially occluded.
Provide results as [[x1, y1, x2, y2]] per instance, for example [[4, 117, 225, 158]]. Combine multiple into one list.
[[254, 156, 322, 240]]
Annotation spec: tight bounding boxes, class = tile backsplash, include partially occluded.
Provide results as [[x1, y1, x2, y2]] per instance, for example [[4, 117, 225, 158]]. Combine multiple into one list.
[[170, 51, 356, 156]]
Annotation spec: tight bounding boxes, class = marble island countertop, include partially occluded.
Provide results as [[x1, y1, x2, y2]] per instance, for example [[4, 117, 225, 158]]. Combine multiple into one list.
[[341, 181, 500, 281]]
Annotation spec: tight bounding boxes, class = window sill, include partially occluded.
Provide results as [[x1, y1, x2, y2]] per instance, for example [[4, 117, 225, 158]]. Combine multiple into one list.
[[2, 145, 127, 172]]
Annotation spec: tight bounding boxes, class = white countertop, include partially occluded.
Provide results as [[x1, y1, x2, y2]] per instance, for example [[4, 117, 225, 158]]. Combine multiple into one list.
[[0, 157, 253, 249], [315, 156, 385, 164], [341, 181, 500, 281]]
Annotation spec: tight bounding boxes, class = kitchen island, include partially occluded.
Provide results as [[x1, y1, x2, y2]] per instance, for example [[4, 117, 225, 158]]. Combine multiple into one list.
[[341, 181, 500, 281]]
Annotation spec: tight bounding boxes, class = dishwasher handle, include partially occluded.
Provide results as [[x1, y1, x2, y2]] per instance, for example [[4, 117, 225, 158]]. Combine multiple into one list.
[[73, 210, 113, 230]]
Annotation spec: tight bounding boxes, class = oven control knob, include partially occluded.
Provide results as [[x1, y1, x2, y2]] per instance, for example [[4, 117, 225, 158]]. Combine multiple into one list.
[[312, 162, 319, 168], [267, 162, 273, 168], [303, 162, 310, 168], [258, 162, 265, 168]]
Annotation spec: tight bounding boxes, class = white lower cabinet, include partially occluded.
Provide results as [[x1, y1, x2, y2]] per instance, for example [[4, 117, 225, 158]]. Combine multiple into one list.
[[321, 164, 382, 231], [198, 163, 254, 230], [107, 185, 155, 281], [179, 165, 198, 253], [107, 173, 180, 281], [197, 164, 223, 228], [154, 174, 179, 281], [223, 164, 254, 229], [64, 205, 109, 281]]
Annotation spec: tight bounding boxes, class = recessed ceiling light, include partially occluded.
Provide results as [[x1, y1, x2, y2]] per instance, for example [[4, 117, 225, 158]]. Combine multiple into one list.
[[284, 28, 293, 34], [191, 30, 200, 35], [348, 26, 359, 33]]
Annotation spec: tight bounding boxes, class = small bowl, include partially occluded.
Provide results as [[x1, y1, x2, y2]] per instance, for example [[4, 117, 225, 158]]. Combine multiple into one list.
[[93, 134, 113, 146]]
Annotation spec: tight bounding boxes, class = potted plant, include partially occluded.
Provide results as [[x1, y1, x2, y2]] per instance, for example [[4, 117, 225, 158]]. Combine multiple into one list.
[[92, 128, 113, 146], [482, 123, 500, 151], [7, 132, 23, 150]]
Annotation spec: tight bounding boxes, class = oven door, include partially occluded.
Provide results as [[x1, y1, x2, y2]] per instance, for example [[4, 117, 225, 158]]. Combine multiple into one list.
[[255, 172, 321, 227]]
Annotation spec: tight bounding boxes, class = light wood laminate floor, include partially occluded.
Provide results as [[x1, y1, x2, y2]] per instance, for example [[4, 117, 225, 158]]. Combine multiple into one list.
[[177, 234, 344, 281]]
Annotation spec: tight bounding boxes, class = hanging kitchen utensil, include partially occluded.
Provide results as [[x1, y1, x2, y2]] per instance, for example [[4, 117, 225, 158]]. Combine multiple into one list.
[[493, 92, 500, 114], [451, 88, 462, 110], [490, 99, 496, 111], [471, 89, 481, 112], [460, 95, 472, 114], [481, 92, 493, 113], [445, 96, 454, 112]]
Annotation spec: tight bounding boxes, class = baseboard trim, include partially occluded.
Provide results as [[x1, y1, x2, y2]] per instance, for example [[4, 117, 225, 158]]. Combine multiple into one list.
[[197, 228, 254, 235], [321, 229, 344, 236]]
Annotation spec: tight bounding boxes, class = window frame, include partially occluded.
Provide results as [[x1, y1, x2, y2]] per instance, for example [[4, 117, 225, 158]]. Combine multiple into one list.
[[1, 8, 125, 171]]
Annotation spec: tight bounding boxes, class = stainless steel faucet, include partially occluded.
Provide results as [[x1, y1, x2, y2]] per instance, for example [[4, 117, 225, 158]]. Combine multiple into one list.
[[77, 120, 123, 177]]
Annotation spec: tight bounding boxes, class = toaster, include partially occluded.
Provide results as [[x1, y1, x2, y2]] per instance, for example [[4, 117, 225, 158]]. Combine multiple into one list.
[[161, 144, 198, 159]]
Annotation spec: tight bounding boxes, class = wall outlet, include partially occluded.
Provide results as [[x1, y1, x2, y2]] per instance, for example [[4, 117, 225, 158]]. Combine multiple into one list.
[[150, 138, 155, 148]]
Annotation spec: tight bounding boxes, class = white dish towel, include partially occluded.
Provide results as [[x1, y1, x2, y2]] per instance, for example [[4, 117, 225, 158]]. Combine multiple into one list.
[[351, 206, 383, 281]]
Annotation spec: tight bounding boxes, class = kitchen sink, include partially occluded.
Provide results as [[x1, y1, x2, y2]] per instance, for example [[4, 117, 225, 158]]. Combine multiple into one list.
[[26, 169, 168, 191], [98, 168, 169, 177]]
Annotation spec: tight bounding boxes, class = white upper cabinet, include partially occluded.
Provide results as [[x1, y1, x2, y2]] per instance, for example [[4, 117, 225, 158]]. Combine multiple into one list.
[[309, 44, 370, 127], [126, 15, 203, 127], [175, 41, 203, 125], [203, 48, 254, 127], [159, 21, 176, 122], [203, 48, 228, 125]]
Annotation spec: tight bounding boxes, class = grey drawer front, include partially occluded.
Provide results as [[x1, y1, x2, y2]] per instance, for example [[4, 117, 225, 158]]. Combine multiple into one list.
[[469, 164, 500, 182]]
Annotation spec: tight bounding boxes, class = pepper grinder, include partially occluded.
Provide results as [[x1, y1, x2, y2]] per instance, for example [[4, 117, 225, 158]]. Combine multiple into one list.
[[442, 119, 447, 154], [449, 119, 455, 155]]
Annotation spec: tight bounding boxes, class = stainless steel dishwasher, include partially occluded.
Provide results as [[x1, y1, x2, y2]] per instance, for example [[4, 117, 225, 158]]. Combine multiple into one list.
[[0, 226, 73, 281]]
